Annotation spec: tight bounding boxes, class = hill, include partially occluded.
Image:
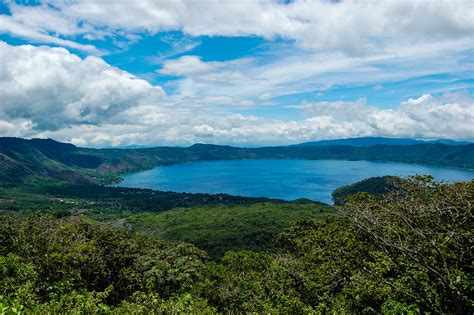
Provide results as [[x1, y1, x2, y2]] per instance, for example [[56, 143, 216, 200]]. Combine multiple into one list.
[[331, 176, 397, 205], [0, 138, 100, 184], [295, 136, 472, 147]]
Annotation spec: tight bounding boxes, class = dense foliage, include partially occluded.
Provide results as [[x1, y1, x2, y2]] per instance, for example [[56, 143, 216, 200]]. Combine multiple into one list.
[[0, 215, 214, 313], [125, 201, 333, 258], [0, 176, 472, 313], [0, 177, 271, 214], [332, 175, 397, 205], [345, 176, 473, 313], [0, 177, 330, 259]]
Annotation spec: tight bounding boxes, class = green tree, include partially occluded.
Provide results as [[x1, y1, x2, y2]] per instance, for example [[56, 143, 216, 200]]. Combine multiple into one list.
[[344, 176, 473, 313]]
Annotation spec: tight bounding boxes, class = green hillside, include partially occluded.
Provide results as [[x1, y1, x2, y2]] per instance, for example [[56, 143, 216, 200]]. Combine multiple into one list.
[[125, 201, 334, 258], [0, 138, 99, 184], [0, 174, 330, 259], [331, 175, 398, 205]]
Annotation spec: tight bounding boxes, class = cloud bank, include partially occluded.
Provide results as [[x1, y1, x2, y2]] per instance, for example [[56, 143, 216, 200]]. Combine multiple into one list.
[[0, 41, 472, 147]]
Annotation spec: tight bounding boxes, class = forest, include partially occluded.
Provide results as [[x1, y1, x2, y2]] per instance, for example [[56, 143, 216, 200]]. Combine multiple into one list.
[[1, 176, 472, 313]]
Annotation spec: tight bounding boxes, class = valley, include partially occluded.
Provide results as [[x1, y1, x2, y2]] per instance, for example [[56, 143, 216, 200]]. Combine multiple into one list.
[[0, 137, 472, 313]]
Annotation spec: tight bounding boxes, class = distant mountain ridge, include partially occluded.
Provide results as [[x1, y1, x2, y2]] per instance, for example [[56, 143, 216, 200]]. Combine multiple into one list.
[[294, 137, 472, 147], [1, 137, 473, 185], [0, 137, 100, 185]]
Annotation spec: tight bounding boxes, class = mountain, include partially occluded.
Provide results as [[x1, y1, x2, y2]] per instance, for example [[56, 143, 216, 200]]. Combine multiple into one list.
[[295, 137, 472, 147], [432, 139, 473, 145], [0, 138, 99, 184], [1, 137, 473, 185]]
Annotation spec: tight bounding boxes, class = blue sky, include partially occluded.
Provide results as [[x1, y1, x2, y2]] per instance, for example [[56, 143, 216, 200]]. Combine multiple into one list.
[[0, 0, 473, 147]]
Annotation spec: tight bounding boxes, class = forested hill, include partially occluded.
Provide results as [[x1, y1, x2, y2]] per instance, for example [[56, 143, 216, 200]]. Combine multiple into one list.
[[1, 137, 473, 184], [294, 136, 472, 147]]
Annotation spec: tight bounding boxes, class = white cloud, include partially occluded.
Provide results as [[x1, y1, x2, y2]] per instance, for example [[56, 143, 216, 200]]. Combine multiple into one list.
[[1, 0, 472, 115], [155, 39, 471, 105], [2, 0, 473, 55], [28, 93, 474, 147], [0, 118, 33, 137], [300, 94, 474, 140], [1, 42, 472, 147], [62, 1, 463, 52], [8, 4, 88, 37], [0, 41, 164, 130], [0, 14, 99, 53], [159, 55, 216, 76]]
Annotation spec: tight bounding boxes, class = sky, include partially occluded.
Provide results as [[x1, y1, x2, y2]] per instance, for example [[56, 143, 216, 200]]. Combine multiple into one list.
[[0, 0, 473, 147]]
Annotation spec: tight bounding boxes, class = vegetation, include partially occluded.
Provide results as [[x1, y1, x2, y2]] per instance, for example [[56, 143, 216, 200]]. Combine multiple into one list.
[[345, 176, 473, 313], [0, 177, 330, 259], [1, 137, 472, 312], [125, 201, 334, 258], [295, 136, 472, 147], [332, 175, 397, 205], [0, 215, 214, 313], [0, 176, 472, 313], [0, 177, 271, 214]]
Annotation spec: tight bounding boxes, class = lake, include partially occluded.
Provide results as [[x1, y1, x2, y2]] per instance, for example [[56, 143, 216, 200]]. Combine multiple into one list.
[[117, 159, 474, 204]]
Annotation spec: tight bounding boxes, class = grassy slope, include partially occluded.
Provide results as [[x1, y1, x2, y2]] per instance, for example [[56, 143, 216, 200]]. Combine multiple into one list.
[[125, 201, 334, 258]]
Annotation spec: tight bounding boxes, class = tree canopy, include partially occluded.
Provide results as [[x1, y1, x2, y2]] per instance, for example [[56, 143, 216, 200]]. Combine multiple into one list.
[[0, 176, 472, 313]]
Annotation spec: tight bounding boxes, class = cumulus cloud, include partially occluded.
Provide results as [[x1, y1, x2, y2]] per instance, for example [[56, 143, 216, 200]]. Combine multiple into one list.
[[300, 94, 474, 140], [193, 94, 474, 144], [0, 41, 164, 130], [26, 93, 474, 147]]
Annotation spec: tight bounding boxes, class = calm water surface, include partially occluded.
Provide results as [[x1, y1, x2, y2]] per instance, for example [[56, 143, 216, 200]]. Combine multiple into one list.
[[117, 159, 474, 204]]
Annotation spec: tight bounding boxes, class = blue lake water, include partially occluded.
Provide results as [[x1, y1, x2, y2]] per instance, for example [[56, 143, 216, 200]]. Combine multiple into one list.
[[117, 159, 474, 204]]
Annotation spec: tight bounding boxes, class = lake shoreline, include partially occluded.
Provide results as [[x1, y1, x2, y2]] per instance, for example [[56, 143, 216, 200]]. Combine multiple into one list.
[[114, 159, 474, 204]]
